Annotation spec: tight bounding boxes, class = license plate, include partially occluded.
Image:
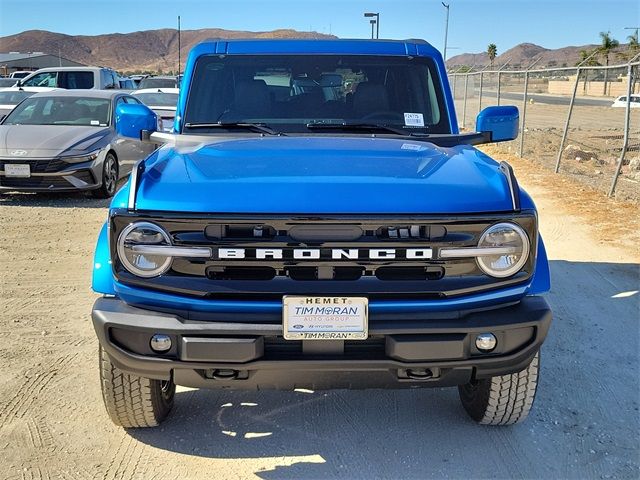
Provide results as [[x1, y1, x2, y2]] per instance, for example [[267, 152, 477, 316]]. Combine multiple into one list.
[[5, 164, 30, 178], [283, 296, 368, 340]]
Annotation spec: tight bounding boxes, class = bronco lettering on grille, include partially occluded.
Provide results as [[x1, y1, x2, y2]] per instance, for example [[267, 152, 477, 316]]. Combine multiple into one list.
[[214, 248, 433, 260]]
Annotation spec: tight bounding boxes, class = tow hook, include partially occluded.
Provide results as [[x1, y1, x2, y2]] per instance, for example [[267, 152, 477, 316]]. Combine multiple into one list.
[[209, 369, 239, 380], [405, 368, 434, 380]]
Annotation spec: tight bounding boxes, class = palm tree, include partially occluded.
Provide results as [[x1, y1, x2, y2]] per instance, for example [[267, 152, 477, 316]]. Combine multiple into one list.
[[487, 44, 497, 67], [598, 31, 619, 95], [628, 31, 639, 52], [576, 49, 600, 67], [577, 49, 601, 94]]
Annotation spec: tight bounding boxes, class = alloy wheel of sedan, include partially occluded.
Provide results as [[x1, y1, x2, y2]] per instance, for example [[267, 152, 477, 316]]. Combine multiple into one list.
[[93, 152, 118, 198], [104, 155, 117, 194]]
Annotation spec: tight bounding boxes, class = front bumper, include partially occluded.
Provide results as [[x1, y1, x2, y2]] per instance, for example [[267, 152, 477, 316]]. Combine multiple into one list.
[[0, 170, 100, 192], [0, 157, 102, 192], [92, 296, 552, 390]]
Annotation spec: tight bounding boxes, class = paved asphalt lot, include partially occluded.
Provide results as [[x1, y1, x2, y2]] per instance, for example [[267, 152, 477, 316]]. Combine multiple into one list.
[[0, 159, 638, 479]]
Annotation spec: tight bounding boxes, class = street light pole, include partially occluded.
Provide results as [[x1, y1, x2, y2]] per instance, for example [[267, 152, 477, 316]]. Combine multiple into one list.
[[364, 12, 380, 39], [624, 26, 639, 40], [442, 2, 450, 61]]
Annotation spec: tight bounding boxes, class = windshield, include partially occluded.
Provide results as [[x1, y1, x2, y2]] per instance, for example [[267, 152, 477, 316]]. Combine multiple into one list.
[[138, 78, 177, 89], [3, 96, 111, 126], [0, 91, 34, 105], [184, 54, 449, 134], [134, 92, 179, 107]]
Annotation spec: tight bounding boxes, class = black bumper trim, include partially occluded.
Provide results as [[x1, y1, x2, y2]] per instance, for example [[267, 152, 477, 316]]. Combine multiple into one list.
[[92, 296, 552, 389]]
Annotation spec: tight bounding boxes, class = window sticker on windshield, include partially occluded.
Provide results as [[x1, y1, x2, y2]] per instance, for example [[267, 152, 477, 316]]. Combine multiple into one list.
[[91, 120, 99, 125], [404, 113, 425, 127]]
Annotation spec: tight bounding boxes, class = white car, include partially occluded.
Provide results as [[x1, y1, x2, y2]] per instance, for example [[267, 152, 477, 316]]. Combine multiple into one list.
[[17, 67, 121, 90], [9, 71, 33, 79], [131, 88, 179, 132], [611, 94, 640, 108], [0, 87, 60, 117]]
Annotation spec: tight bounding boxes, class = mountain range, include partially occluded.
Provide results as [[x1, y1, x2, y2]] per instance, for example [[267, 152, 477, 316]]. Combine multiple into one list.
[[0, 29, 632, 73], [446, 42, 631, 69], [0, 28, 336, 73]]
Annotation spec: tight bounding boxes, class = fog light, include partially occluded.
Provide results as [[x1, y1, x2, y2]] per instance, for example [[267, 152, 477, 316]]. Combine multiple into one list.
[[150, 334, 172, 352], [475, 333, 497, 352]]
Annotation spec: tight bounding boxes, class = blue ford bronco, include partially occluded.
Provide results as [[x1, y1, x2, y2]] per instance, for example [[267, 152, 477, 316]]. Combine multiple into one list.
[[92, 38, 551, 428]]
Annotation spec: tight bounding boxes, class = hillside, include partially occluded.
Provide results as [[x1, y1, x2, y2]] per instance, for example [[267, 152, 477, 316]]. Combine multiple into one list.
[[446, 42, 628, 69], [2, 29, 633, 73], [0, 28, 336, 72]]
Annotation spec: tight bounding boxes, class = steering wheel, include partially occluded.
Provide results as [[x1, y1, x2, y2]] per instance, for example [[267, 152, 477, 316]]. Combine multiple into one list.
[[360, 111, 405, 122]]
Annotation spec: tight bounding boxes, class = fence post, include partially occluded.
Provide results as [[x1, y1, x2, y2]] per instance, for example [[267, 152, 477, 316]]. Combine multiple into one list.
[[554, 67, 581, 173], [497, 71, 501, 105], [608, 63, 634, 197], [518, 70, 529, 157], [451, 73, 457, 99], [478, 72, 484, 113], [462, 73, 469, 129]]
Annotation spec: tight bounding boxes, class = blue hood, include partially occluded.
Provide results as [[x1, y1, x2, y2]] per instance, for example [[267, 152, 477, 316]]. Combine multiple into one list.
[[135, 136, 514, 214]]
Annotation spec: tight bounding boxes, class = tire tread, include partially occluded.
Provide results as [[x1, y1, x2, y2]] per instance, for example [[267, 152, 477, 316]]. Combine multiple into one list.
[[99, 347, 172, 428], [458, 352, 539, 426]]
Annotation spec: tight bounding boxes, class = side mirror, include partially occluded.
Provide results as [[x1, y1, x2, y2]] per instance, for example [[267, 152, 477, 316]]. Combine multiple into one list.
[[115, 103, 157, 139], [476, 105, 519, 142]]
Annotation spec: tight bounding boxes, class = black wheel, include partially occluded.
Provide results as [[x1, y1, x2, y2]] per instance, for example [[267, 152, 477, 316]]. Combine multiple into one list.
[[92, 152, 118, 198], [458, 352, 539, 425], [99, 346, 175, 428]]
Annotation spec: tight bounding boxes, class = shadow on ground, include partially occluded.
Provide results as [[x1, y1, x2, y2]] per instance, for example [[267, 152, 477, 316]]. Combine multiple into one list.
[[128, 260, 639, 479]]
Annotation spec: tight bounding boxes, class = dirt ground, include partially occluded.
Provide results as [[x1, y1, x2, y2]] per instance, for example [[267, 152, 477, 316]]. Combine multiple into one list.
[[0, 152, 639, 479], [456, 98, 640, 202]]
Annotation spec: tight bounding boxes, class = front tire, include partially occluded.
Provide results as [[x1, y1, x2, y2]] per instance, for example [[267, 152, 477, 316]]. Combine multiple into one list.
[[92, 152, 118, 199], [99, 346, 175, 428], [458, 352, 539, 425]]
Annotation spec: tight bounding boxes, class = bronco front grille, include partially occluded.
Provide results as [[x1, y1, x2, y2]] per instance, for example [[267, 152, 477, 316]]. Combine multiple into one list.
[[110, 211, 537, 299]]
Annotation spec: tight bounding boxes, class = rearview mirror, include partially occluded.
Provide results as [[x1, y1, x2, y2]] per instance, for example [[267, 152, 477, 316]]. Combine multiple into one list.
[[476, 105, 519, 142], [115, 103, 157, 140]]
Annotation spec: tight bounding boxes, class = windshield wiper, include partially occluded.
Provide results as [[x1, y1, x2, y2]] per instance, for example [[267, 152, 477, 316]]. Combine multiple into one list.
[[306, 122, 428, 137], [184, 122, 284, 136]]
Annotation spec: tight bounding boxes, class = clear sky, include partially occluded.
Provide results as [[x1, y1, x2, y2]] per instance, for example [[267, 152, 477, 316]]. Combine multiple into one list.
[[0, 0, 638, 56]]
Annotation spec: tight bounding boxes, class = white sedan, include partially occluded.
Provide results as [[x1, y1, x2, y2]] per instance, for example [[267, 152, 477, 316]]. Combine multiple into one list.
[[611, 94, 640, 108], [131, 88, 179, 132], [0, 87, 60, 117]]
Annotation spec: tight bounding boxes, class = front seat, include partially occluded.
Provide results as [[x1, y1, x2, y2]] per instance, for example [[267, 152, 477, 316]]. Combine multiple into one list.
[[352, 82, 390, 118], [234, 79, 271, 118]]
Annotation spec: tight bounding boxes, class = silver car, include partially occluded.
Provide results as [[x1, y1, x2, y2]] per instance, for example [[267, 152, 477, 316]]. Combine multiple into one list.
[[131, 88, 179, 132], [0, 90, 157, 197], [0, 87, 60, 117]]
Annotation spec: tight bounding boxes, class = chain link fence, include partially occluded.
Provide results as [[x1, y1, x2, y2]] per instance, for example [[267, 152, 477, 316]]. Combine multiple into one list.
[[449, 60, 640, 201]]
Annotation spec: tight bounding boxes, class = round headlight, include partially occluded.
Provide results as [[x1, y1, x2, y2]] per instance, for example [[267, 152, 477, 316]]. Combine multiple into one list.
[[476, 222, 530, 278], [117, 222, 172, 278]]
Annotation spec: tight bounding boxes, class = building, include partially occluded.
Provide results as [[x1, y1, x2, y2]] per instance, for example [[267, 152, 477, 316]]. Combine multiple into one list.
[[0, 52, 85, 76]]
